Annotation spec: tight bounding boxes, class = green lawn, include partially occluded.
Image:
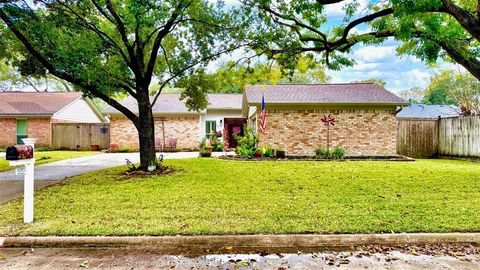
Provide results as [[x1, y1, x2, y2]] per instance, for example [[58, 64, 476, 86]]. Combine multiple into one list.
[[0, 159, 479, 236], [0, 151, 99, 172]]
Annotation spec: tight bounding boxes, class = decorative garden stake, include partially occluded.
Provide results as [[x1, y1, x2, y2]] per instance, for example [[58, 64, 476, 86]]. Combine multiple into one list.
[[321, 114, 336, 152]]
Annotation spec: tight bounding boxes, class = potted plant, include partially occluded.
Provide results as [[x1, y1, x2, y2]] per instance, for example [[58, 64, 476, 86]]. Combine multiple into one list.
[[275, 148, 285, 158], [254, 148, 262, 157], [199, 149, 211, 157], [90, 144, 100, 151], [204, 144, 213, 154]]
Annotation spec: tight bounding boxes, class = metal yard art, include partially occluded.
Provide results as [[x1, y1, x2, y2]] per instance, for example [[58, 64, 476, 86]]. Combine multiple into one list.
[[321, 114, 336, 152]]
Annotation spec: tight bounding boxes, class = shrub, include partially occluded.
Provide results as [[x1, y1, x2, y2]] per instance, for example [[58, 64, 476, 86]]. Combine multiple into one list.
[[234, 125, 258, 158], [117, 147, 136, 153], [0, 148, 5, 152], [199, 138, 206, 150], [36, 146, 55, 152], [237, 145, 256, 158], [331, 147, 346, 159], [260, 146, 274, 158], [315, 148, 331, 159]]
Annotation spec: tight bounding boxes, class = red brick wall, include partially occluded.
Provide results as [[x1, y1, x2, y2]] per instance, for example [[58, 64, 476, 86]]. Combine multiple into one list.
[[0, 118, 17, 147], [0, 117, 51, 147], [252, 107, 398, 155], [28, 118, 52, 147], [110, 116, 200, 150]]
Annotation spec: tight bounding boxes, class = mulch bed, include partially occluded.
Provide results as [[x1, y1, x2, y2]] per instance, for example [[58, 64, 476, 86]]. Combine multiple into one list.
[[121, 166, 176, 179], [218, 155, 415, 162]]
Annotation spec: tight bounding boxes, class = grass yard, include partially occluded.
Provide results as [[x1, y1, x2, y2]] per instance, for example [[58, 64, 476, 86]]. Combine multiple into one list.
[[0, 158, 479, 236], [0, 151, 99, 172]]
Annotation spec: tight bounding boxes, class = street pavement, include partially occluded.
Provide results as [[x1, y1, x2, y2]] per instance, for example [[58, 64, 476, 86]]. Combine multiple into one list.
[[0, 246, 478, 269]]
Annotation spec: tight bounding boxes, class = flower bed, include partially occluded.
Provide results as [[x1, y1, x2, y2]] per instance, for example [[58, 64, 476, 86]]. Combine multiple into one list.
[[218, 155, 415, 162]]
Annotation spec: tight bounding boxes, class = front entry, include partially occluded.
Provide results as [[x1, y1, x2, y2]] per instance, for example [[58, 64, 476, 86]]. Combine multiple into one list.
[[223, 118, 247, 151]]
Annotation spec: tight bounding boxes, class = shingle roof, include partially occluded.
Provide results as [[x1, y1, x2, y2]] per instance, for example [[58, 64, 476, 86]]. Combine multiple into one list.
[[103, 93, 243, 114], [245, 83, 406, 105], [397, 104, 461, 119], [0, 92, 82, 116]]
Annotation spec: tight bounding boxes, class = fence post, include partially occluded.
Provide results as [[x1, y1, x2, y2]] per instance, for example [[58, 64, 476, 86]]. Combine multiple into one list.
[[435, 116, 441, 157]]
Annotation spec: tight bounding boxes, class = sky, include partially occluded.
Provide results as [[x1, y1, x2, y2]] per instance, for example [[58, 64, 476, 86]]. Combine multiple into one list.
[[212, 0, 458, 94]]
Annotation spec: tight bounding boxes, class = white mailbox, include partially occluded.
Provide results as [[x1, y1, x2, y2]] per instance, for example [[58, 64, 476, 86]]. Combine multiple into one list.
[[8, 138, 37, 224]]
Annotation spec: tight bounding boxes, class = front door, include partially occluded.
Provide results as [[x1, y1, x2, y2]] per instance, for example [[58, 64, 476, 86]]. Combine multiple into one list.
[[223, 118, 247, 150]]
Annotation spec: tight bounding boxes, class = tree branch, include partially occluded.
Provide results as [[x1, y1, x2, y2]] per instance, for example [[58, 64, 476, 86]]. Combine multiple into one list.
[[144, 0, 189, 85], [0, 8, 138, 121], [151, 43, 251, 106], [440, 0, 480, 42], [316, 0, 346, 4]]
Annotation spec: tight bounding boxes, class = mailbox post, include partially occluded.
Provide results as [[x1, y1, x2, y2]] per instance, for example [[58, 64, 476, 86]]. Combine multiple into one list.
[[7, 138, 36, 224]]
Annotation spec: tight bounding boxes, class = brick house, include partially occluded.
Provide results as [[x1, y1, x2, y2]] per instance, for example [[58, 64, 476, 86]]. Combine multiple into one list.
[[103, 94, 245, 150], [0, 92, 105, 147], [244, 83, 407, 155]]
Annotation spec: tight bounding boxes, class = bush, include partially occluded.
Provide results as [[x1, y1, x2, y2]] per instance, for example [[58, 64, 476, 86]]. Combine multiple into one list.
[[0, 148, 5, 152], [117, 147, 136, 153], [260, 146, 274, 158], [315, 148, 331, 159], [315, 147, 345, 159], [199, 138, 206, 150], [36, 146, 56, 152], [331, 147, 346, 159], [234, 125, 258, 158]]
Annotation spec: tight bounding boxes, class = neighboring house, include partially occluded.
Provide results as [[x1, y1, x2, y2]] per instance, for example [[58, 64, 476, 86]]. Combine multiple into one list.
[[244, 83, 407, 155], [103, 94, 244, 150], [0, 92, 105, 147], [397, 104, 461, 119]]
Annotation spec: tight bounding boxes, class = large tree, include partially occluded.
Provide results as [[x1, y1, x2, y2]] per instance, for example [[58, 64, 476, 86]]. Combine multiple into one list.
[[0, 0, 245, 170], [423, 70, 480, 114], [245, 0, 480, 81]]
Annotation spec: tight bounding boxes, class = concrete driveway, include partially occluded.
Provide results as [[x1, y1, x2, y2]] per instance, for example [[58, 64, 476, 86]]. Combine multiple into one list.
[[0, 152, 227, 203]]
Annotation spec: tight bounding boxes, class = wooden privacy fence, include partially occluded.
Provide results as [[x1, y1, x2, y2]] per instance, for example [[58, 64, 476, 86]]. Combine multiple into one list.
[[52, 123, 110, 150], [397, 119, 439, 158], [397, 116, 480, 158], [439, 116, 480, 157]]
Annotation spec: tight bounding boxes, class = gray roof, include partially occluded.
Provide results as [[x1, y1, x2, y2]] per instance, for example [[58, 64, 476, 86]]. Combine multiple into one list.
[[0, 92, 82, 116], [397, 104, 461, 119], [245, 83, 406, 105], [103, 93, 243, 114]]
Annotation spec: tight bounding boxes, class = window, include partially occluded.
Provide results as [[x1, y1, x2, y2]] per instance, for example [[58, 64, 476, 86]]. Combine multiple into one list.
[[16, 119, 28, 144], [205, 120, 216, 137]]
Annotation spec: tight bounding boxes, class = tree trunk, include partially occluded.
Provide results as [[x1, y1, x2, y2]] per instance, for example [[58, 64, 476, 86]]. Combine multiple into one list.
[[135, 89, 157, 170]]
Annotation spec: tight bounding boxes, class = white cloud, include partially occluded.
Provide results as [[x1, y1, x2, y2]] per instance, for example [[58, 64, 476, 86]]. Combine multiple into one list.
[[353, 46, 397, 62]]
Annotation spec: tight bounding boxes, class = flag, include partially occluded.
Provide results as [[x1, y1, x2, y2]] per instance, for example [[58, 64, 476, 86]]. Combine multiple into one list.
[[260, 95, 266, 132]]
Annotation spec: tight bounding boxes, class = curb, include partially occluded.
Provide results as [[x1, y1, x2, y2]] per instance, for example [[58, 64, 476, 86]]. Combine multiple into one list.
[[1, 233, 479, 250]]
